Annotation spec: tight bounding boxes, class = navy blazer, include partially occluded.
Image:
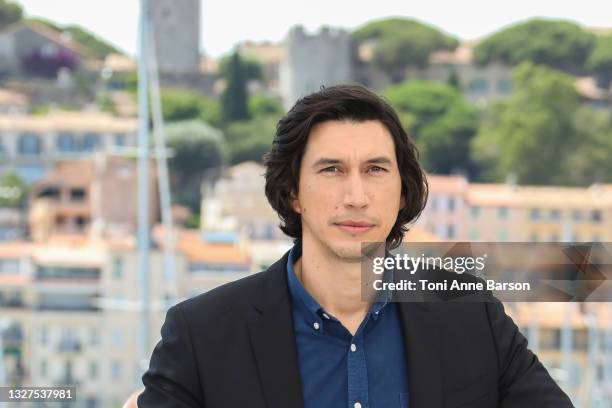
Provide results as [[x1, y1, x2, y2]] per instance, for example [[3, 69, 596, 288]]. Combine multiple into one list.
[[138, 249, 573, 408]]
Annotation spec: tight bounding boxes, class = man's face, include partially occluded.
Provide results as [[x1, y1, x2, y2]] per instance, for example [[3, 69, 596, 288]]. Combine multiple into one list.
[[291, 120, 406, 261]]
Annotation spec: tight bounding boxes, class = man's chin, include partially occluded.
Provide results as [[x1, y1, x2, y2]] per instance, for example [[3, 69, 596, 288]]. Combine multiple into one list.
[[329, 239, 373, 261]]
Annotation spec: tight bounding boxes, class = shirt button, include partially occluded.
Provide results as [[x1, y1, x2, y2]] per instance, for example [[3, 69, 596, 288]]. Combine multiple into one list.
[[350, 343, 357, 352], [313, 322, 320, 330], [354, 402, 362, 408]]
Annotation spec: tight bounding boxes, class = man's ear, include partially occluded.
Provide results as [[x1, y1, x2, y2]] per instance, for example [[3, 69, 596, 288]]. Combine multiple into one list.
[[290, 191, 302, 214], [400, 195, 406, 211]]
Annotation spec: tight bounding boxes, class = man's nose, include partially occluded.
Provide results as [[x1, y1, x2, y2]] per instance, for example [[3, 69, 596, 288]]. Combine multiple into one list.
[[342, 172, 369, 208]]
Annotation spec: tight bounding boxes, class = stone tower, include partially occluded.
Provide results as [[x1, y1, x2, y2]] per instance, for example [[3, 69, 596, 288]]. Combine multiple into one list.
[[149, 0, 201, 73], [280, 25, 353, 109]]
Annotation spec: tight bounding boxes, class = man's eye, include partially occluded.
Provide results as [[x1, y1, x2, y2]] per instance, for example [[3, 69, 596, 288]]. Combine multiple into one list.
[[321, 166, 339, 173], [369, 166, 387, 173]]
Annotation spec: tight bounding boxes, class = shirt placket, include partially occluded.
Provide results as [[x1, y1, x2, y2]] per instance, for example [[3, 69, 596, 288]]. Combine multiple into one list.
[[347, 324, 369, 408]]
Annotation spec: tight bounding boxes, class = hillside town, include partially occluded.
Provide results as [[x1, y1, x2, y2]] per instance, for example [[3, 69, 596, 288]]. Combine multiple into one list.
[[0, 0, 611, 406]]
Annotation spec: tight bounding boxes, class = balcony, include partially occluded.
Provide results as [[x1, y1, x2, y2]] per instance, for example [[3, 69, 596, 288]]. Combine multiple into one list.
[[36, 293, 100, 312], [56, 339, 82, 354], [36, 303, 99, 312], [36, 266, 101, 281]]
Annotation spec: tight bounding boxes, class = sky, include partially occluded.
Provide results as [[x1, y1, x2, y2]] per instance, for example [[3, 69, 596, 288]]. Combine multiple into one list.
[[12, 0, 612, 58]]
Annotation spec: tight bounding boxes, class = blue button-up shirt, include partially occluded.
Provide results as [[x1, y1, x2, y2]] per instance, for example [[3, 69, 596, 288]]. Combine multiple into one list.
[[286, 239, 409, 408]]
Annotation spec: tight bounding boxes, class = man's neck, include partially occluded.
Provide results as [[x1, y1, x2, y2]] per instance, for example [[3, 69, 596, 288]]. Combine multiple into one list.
[[293, 237, 384, 335]]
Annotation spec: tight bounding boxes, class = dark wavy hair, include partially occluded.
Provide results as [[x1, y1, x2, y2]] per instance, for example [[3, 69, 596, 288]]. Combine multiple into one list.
[[263, 84, 428, 250]]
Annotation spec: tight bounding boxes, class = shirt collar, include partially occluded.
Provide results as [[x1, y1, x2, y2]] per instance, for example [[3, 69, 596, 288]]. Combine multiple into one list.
[[286, 239, 327, 330], [286, 239, 393, 326]]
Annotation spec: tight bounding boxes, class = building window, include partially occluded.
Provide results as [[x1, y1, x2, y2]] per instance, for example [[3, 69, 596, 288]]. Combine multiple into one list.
[[497, 79, 512, 94], [70, 188, 86, 202], [64, 360, 74, 383], [447, 224, 455, 239], [60, 327, 79, 345], [549, 209, 560, 220], [448, 197, 455, 213], [529, 233, 538, 242], [602, 329, 612, 350], [40, 326, 48, 345], [111, 328, 123, 348], [114, 133, 126, 146], [111, 361, 121, 380], [56, 132, 76, 152], [75, 216, 89, 227], [40, 359, 47, 377], [590, 210, 602, 223], [18, 133, 41, 155], [470, 206, 480, 218], [90, 327, 99, 346], [571, 209, 583, 221], [81, 133, 101, 152], [498, 206, 508, 219], [530, 208, 540, 221], [37, 186, 60, 199], [469, 78, 488, 93], [498, 229, 508, 242], [89, 361, 98, 379], [112, 256, 123, 279], [574, 329, 588, 350], [540, 328, 561, 349], [429, 197, 437, 212]]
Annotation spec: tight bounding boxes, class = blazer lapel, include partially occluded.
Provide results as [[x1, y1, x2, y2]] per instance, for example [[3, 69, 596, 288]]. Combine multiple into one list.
[[397, 301, 443, 408], [247, 252, 305, 408]]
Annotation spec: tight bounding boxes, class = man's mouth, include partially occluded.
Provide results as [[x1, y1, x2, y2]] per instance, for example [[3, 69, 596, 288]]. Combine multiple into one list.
[[333, 220, 375, 234]]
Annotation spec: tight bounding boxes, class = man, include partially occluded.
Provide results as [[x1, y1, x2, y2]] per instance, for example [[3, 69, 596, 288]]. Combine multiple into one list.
[[138, 85, 573, 407]]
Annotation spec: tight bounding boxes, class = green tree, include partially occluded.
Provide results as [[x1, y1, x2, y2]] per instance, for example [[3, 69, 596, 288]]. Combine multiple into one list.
[[384, 81, 478, 175], [26, 17, 61, 31], [0, 171, 27, 207], [224, 116, 276, 164], [0, 0, 22, 30], [473, 19, 595, 72], [471, 62, 581, 185], [221, 52, 250, 123], [160, 89, 221, 127], [198, 96, 222, 127], [219, 55, 262, 81], [353, 18, 458, 81], [63, 25, 122, 58], [447, 67, 461, 90], [585, 34, 612, 86], [164, 120, 227, 211], [248, 94, 284, 118], [564, 107, 612, 185], [95, 92, 117, 114], [160, 90, 203, 122]]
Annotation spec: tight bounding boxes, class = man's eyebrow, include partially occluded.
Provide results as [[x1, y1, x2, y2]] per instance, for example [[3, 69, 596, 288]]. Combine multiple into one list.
[[311, 156, 393, 168]]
